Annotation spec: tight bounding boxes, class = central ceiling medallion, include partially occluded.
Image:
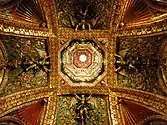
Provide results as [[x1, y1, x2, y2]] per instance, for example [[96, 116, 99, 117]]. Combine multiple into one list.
[[73, 49, 92, 68], [79, 54, 87, 62], [59, 39, 105, 86]]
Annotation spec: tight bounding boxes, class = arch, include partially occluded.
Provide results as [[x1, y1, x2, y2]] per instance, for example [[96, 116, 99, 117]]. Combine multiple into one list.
[[138, 115, 167, 125], [0, 88, 49, 117], [157, 38, 167, 95], [144, 0, 167, 12], [0, 118, 23, 125], [0, 40, 7, 88], [111, 88, 167, 115]]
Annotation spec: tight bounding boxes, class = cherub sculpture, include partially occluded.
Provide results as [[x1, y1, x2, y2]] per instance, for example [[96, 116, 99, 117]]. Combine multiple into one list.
[[70, 94, 96, 125]]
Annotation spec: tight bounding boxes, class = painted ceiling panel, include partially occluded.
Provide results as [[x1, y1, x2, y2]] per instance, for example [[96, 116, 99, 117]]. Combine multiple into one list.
[[0, 34, 49, 97], [54, 0, 112, 30], [116, 35, 167, 97]]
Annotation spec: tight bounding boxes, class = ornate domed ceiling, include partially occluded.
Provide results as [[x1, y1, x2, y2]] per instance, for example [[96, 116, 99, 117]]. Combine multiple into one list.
[[0, 0, 167, 125]]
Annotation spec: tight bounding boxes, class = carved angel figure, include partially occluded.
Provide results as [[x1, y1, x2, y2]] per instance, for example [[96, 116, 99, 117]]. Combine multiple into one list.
[[115, 49, 132, 76], [115, 49, 143, 76], [0, 47, 50, 75], [70, 4, 99, 31], [70, 94, 96, 125], [26, 48, 50, 74]]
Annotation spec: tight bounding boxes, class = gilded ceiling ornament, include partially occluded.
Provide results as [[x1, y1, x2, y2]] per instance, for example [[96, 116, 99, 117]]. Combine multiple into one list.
[[117, 37, 162, 94], [18, 72, 33, 88], [118, 20, 167, 37], [70, 94, 96, 125], [0, 100, 5, 114], [55, 0, 112, 30], [0, 35, 48, 96], [0, 0, 167, 124], [26, 48, 50, 74], [59, 39, 106, 86], [115, 49, 129, 77], [0, 49, 50, 75], [19, 40, 31, 56], [56, 95, 109, 125], [115, 48, 143, 77], [70, 3, 99, 31]]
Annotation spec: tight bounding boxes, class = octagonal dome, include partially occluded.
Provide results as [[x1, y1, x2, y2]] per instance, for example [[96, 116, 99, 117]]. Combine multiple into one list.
[[59, 39, 105, 86]]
